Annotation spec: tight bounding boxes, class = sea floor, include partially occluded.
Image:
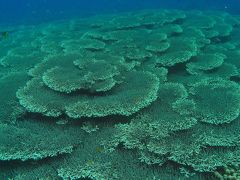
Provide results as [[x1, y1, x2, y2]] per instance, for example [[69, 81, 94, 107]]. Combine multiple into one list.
[[1, 9, 240, 180]]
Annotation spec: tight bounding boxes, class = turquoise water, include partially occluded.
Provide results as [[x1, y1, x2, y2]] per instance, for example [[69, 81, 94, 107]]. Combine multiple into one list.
[[1, 1, 240, 180]]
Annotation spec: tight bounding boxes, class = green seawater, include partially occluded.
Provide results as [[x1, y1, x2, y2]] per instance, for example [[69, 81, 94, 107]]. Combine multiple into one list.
[[0, 9, 240, 179]]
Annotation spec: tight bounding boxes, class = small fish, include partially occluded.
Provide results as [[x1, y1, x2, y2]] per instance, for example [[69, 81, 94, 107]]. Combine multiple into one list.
[[95, 146, 103, 153], [86, 160, 94, 166], [56, 118, 69, 125], [1, 31, 9, 40]]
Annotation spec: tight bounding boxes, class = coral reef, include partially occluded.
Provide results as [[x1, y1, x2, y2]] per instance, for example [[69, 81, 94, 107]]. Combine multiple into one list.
[[214, 165, 240, 180], [0, 9, 240, 179]]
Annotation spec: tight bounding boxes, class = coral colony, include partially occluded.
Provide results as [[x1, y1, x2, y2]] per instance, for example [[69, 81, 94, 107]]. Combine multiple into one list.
[[1, 9, 240, 179]]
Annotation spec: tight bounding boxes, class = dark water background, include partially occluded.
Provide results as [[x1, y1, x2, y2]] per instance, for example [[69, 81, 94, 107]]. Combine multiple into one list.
[[1, 0, 240, 26]]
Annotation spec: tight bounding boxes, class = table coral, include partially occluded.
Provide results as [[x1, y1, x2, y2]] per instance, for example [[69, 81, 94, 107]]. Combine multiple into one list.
[[1, 9, 240, 180]]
